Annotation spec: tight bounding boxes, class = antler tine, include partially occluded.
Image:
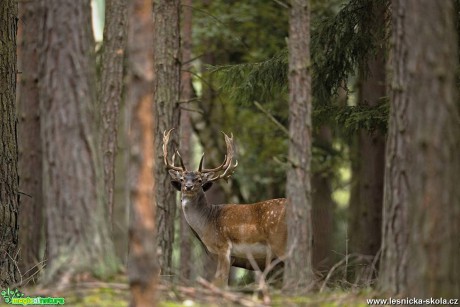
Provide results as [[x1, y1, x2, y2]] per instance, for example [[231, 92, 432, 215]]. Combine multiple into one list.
[[175, 150, 186, 170], [199, 132, 234, 173], [200, 132, 238, 181], [209, 159, 238, 182], [198, 153, 205, 172], [162, 128, 186, 171]]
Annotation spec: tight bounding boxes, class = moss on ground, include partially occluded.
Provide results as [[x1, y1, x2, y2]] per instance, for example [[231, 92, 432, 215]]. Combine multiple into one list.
[[15, 282, 381, 306]]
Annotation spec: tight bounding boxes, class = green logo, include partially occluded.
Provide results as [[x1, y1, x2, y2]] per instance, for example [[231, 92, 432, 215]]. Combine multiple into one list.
[[1, 288, 65, 305]]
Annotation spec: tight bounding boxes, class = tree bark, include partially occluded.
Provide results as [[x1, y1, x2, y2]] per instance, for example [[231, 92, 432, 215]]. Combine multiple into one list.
[[0, 0, 19, 288], [126, 1, 160, 304], [403, 0, 460, 297], [284, 0, 314, 291], [99, 0, 128, 226], [152, 0, 181, 278], [17, 0, 45, 283], [39, 0, 118, 285], [379, 0, 460, 297], [378, 1, 411, 293]]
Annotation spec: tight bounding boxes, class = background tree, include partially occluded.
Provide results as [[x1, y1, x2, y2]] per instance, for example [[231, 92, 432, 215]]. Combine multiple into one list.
[[284, 0, 314, 290], [17, 0, 45, 283], [311, 127, 335, 273], [152, 0, 181, 278], [126, 0, 160, 304], [179, 0, 194, 282], [380, 0, 460, 297], [99, 0, 128, 225], [0, 0, 19, 288], [348, 0, 386, 281], [39, 0, 118, 285]]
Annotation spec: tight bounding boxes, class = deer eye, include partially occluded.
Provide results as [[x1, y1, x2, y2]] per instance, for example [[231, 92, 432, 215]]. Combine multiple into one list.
[[197, 178, 202, 183], [180, 177, 184, 182]]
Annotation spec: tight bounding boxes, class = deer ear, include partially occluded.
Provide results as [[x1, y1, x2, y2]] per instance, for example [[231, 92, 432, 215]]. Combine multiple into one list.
[[168, 170, 182, 191], [202, 181, 213, 192], [168, 170, 181, 180], [171, 180, 181, 191]]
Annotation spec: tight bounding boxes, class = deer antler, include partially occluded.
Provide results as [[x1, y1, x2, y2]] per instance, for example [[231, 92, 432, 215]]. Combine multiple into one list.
[[198, 132, 238, 181], [163, 128, 186, 171]]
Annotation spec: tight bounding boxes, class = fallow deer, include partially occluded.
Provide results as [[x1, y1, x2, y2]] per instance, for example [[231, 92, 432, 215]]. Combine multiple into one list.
[[163, 128, 287, 286]]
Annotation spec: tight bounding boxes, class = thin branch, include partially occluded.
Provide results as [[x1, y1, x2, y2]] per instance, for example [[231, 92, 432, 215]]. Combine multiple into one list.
[[253, 101, 289, 136]]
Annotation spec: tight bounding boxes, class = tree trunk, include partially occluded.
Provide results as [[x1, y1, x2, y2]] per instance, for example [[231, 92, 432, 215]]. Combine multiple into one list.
[[403, 0, 460, 297], [152, 0, 181, 279], [126, 0, 160, 304], [379, 0, 460, 297], [284, 0, 314, 291], [348, 1, 386, 281], [17, 0, 44, 283], [179, 0, 193, 282], [0, 0, 19, 288], [39, 0, 118, 285], [99, 0, 128, 226], [378, 0, 411, 293]]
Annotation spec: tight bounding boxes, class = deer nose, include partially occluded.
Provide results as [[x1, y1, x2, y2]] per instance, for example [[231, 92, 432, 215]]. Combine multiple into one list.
[[185, 184, 193, 191]]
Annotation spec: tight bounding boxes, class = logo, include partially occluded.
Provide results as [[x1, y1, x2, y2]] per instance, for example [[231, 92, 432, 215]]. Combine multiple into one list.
[[1, 288, 65, 305]]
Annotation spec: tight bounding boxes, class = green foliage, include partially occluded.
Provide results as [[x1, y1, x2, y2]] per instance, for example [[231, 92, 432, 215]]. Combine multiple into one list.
[[210, 0, 389, 116], [312, 0, 388, 103], [192, 0, 288, 64], [190, 0, 291, 202], [207, 50, 288, 105], [314, 100, 389, 136]]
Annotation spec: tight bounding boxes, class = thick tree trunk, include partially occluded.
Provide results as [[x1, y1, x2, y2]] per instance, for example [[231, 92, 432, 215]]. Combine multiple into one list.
[[348, 1, 386, 280], [403, 1, 460, 297], [379, 0, 460, 297], [17, 0, 44, 283], [152, 0, 181, 278], [126, 0, 160, 304], [39, 0, 118, 285], [99, 0, 128, 226], [284, 0, 314, 291], [0, 0, 19, 288]]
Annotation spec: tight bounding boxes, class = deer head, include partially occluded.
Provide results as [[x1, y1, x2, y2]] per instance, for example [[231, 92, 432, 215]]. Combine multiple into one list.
[[163, 128, 238, 196]]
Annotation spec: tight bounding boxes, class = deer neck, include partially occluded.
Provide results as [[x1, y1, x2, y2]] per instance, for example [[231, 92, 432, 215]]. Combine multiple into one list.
[[181, 190, 216, 237]]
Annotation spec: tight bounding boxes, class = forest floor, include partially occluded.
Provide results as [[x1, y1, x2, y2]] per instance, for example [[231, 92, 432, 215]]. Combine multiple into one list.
[[13, 276, 379, 306]]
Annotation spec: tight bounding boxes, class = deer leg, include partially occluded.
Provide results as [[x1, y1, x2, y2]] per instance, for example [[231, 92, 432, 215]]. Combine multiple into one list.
[[213, 249, 230, 287]]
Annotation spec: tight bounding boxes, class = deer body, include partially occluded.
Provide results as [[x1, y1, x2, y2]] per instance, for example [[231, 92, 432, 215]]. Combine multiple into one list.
[[183, 188, 286, 260], [163, 129, 287, 286]]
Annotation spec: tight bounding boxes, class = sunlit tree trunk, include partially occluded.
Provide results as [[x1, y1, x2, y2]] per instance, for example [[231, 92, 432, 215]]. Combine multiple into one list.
[[0, 0, 19, 288], [379, 0, 460, 296], [126, 0, 160, 304], [17, 0, 44, 283], [99, 0, 128, 226], [284, 0, 314, 291], [152, 0, 181, 278], [39, 0, 118, 285]]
